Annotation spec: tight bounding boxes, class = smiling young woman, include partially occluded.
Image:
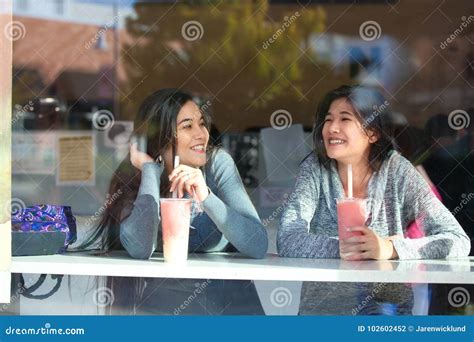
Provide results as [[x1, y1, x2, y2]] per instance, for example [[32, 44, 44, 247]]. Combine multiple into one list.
[[321, 97, 378, 200], [277, 84, 470, 315], [80, 88, 268, 315]]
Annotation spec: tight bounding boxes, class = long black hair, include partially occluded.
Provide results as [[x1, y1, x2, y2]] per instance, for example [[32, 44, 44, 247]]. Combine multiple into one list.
[[312, 84, 396, 171], [79, 88, 212, 251]]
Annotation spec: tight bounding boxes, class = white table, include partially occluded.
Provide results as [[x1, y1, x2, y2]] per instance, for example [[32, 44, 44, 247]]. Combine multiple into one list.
[[9, 251, 474, 284]]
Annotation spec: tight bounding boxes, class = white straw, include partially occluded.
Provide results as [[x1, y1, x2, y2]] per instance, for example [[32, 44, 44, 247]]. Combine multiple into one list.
[[172, 155, 180, 198], [347, 164, 353, 198]]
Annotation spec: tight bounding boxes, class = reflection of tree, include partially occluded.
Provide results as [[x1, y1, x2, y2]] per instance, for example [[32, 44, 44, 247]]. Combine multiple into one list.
[[121, 0, 327, 131]]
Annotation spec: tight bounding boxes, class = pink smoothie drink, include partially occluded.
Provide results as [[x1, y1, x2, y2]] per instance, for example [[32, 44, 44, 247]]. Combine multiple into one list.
[[336, 198, 367, 240], [160, 198, 192, 263]]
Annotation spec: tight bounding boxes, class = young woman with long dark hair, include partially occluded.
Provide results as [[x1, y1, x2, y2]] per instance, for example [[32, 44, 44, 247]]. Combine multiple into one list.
[[277, 85, 470, 315], [82, 88, 268, 315]]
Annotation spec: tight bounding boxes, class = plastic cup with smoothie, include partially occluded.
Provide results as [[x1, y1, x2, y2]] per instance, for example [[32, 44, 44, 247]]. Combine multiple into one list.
[[337, 164, 368, 240], [336, 197, 367, 239], [160, 155, 192, 263], [160, 198, 192, 263]]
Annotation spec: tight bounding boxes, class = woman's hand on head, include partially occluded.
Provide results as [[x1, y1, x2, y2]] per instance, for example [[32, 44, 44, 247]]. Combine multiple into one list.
[[339, 226, 399, 261], [169, 165, 209, 202], [130, 142, 154, 171]]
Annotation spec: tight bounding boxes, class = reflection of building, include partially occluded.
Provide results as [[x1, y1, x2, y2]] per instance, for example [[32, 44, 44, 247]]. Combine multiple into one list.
[[12, 0, 474, 130], [13, 0, 133, 122]]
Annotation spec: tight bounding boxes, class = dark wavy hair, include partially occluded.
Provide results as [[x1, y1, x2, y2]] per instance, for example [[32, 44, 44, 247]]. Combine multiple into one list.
[[312, 84, 396, 171], [79, 88, 213, 251]]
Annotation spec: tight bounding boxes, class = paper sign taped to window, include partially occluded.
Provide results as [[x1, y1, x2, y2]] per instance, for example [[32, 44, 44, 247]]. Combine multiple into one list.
[[12, 132, 56, 175], [57, 134, 95, 186]]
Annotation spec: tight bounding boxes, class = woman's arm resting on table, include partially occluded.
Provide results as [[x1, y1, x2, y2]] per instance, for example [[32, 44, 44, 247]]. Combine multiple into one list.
[[202, 151, 268, 259]]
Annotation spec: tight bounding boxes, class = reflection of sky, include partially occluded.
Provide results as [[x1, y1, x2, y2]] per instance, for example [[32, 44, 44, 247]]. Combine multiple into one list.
[[13, 0, 135, 26], [76, 0, 167, 4], [76, 0, 131, 4], [309, 33, 408, 93]]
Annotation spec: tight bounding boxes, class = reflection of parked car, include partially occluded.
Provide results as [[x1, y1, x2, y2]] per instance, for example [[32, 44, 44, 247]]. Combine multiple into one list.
[[22, 97, 66, 130]]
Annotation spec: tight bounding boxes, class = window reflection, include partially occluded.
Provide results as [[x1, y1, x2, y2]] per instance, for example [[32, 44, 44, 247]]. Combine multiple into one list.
[[10, 0, 473, 316]]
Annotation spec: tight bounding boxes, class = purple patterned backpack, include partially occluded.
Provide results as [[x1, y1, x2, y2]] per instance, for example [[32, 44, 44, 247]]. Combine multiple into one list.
[[11, 204, 77, 256]]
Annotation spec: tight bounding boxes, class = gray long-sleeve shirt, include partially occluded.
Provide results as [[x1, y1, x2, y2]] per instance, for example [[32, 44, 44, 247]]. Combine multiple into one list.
[[120, 149, 268, 260], [278, 150, 470, 314]]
